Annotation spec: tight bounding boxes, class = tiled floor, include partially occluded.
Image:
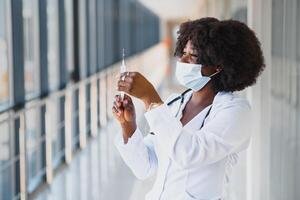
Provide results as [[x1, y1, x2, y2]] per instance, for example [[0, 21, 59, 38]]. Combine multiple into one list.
[[33, 121, 141, 200], [32, 93, 166, 200], [32, 82, 185, 200]]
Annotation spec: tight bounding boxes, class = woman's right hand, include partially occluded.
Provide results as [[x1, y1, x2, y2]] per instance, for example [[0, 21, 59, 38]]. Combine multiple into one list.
[[112, 94, 137, 143]]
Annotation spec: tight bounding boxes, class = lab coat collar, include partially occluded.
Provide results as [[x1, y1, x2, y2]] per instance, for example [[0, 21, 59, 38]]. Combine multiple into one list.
[[213, 91, 234, 106], [183, 90, 234, 108], [175, 90, 233, 127]]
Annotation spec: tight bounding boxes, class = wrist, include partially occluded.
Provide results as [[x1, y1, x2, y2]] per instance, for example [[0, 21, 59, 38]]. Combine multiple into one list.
[[121, 121, 137, 143], [147, 102, 164, 112], [142, 92, 163, 110], [120, 120, 136, 130]]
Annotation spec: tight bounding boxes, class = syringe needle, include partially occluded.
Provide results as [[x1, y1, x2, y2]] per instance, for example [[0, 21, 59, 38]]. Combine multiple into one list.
[[122, 48, 125, 63]]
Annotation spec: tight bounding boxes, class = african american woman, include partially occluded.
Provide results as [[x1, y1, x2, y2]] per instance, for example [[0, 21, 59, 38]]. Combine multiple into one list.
[[112, 17, 265, 200]]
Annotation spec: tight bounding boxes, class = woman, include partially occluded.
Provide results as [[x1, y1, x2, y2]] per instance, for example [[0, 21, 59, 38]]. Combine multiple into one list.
[[112, 18, 265, 200]]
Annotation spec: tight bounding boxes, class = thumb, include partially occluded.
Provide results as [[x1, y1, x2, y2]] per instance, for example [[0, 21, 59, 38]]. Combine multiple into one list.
[[123, 94, 132, 102], [123, 96, 134, 111], [123, 94, 131, 107]]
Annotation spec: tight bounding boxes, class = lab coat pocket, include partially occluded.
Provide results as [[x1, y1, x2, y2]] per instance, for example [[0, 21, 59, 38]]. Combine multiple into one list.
[[184, 191, 208, 200], [184, 191, 220, 200], [184, 190, 200, 200]]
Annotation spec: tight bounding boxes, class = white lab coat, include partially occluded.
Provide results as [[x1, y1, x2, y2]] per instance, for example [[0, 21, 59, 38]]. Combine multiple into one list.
[[115, 90, 252, 200]]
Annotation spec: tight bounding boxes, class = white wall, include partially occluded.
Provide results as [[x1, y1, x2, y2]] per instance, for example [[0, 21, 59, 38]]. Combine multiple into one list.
[[246, 0, 272, 199], [200, 0, 273, 199]]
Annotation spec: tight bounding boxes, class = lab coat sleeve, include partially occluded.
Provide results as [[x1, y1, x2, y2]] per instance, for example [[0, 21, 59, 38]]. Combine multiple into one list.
[[114, 127, 158, 180], [144, 101, 252, 169]]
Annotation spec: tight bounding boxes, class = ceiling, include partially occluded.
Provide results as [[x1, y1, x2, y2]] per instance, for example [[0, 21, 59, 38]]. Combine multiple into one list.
[[138, 0, 205, 21]]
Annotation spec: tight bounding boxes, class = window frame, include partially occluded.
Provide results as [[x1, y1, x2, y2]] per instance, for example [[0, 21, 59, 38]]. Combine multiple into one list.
[[22, 0, 41, 100]]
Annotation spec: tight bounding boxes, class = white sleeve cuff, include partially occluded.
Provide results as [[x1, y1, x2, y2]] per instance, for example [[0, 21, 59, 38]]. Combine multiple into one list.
[[114, 127, 144, 152], [144, 104, 182, 155], [144, 104, 176, 129]]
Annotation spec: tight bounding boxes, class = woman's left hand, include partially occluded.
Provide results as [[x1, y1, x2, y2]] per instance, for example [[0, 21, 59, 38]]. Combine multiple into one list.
[[117, 72, 162, 108]]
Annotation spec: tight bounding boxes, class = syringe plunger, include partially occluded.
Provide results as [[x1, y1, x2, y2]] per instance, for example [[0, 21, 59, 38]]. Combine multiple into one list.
[[120, 48, 126, 100]]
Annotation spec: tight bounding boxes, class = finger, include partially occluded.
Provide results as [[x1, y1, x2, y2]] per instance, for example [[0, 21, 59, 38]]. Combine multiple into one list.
[[113, 100, 122, 109], [112, 106, 120, 116], [116, 85, 131, 93], [112, 106, 118, 113], [115, 94, 121, 100], [112, 105, 122, 116], [124, 76, 133, 83], [117, 80, 130, 88], [114, 95, 120, 103], [123, 100, 131, 110], [118, 77, 133, 86], [124, 93, 132, 99], [116, 73, 127, 80], [121, 71, 138, 79], [115, 95, 124, 104], [123, 98, 128, 106], [118, 72, 129, 82], [123, 97, 134, 111], [123, 101, 134, 112], [125, 72, 137, 78], [123, 94, 133, 103], [120, 72, 129, 78], [113, 103, 121, 112]]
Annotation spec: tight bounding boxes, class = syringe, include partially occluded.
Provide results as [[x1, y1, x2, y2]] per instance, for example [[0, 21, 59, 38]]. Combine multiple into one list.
[[120, 48, 127, 100]]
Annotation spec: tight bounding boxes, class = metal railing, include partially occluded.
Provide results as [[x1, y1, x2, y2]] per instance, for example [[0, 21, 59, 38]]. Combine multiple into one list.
[[0, 64, 121, 200]]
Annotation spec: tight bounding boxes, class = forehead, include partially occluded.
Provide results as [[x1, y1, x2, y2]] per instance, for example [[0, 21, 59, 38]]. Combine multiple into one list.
[[184, 40, 196, 51]]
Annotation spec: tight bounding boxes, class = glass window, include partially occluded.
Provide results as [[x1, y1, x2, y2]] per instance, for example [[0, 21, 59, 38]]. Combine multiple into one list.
[[79, 0, 87, 78], [0, 121, 15, 200], [47, 0, 60, 91], [86, 84, 91, 136], [0, 0, 11, 110], [23, 0, 40, 99], [96, 0, 105, 69], [46, 98, 64, 169], [25, 108, 44, 193], [88, 0, 97, 74], [57, 97, 65, 160], [65, 0, 74, 82], [72, 89, 80, 149]]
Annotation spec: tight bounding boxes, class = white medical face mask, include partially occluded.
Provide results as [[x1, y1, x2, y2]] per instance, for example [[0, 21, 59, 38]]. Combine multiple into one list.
[[175, 61, 220, 92]]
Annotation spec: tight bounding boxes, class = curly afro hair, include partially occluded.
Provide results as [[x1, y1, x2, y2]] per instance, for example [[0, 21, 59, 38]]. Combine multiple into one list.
[[174, 17, 265, 92]]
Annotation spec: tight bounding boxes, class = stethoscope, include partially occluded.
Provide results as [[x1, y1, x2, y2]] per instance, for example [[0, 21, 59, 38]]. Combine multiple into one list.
[[167, 88, 193, 118], [150, 89, 212, 135]]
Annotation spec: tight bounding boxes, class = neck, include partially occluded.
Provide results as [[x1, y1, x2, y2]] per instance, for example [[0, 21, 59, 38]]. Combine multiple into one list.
[[190, 83, 216, 106]]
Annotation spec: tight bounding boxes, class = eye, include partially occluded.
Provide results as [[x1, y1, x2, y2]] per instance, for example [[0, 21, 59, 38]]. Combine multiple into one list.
[[190, 54, 198, 58]]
